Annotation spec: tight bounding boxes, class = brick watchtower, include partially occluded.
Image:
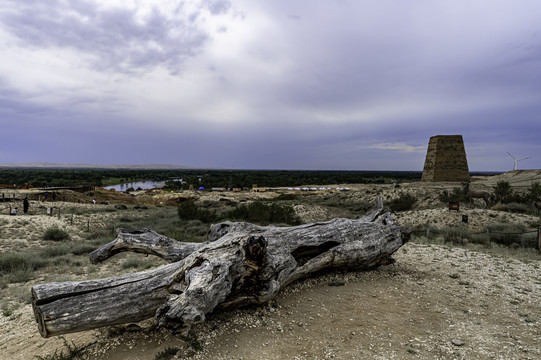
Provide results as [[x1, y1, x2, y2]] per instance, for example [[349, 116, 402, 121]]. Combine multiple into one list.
[[422, 135, 470, 182]]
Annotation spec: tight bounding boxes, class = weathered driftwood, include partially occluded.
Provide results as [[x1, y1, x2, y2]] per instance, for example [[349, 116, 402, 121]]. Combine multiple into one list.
[[32, 197, 411, 338], [88, 228, 203, 264]]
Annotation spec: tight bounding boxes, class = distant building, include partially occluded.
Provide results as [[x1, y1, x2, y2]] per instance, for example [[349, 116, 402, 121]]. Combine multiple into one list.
[[422, 135, 470, 182]]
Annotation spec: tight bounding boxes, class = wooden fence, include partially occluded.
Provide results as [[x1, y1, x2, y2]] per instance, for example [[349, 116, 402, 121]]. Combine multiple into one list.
[[420, 226, 541, 252], [1, 204, 112, 234]]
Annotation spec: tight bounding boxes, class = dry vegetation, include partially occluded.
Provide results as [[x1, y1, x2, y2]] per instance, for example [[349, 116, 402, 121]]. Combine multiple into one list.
[[1, 172, 540, 359]]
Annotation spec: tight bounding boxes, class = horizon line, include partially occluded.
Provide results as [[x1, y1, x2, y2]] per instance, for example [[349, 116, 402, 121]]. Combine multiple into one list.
[[0, 162, 513, 173]]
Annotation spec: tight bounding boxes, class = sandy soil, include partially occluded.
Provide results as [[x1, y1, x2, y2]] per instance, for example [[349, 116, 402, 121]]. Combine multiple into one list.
[[2, 242, 539, 360], [1, 173, 540, 359]]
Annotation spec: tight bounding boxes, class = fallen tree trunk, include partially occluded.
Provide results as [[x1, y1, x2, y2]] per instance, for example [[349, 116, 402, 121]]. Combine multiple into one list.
[[32, 197, 411, 338]]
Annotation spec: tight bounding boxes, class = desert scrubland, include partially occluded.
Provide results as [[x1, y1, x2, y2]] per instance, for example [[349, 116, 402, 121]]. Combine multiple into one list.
[[1, 171, 540, 359]]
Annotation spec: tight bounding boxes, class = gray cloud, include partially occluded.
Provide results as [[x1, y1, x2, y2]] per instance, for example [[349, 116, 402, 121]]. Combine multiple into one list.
[[0, 0, 230, 74], [204, 0, 232, 15], [1, 1, 540, 170], [238, 1, 541, 123]]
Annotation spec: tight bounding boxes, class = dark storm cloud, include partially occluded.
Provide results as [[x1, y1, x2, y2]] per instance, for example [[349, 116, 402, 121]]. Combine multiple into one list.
[[0, 0, 225, 74]]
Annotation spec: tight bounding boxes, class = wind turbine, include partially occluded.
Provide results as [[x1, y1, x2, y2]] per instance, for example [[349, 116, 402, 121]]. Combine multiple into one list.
[[507, 152, 531, 171]]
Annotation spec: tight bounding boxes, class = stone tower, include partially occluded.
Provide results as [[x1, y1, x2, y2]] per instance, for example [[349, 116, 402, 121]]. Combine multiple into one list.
[[422, 135, 470, 182]]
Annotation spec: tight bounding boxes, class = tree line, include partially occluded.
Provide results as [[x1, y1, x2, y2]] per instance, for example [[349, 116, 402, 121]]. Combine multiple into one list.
[[0, 168, 425, 189]]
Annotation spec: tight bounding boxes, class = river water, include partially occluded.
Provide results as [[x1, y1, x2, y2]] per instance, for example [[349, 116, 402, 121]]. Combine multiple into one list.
[[104, 179, 181, 192]]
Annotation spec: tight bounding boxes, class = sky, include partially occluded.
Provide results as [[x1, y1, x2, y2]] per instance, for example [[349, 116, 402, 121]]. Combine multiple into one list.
[[1, 0, 540, 171]]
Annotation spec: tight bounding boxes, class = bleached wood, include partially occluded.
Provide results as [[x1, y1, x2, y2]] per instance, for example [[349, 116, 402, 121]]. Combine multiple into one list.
[[88, 228, 203, 264], [32, 197, 410, 338]]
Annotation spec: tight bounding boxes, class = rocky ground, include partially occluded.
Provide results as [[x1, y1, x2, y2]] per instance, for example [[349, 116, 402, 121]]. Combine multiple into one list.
[[1, 172, 540, 359]]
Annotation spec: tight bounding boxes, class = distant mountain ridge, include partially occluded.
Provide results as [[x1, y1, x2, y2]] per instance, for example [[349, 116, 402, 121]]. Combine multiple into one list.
[[0, 162, 200, 169]]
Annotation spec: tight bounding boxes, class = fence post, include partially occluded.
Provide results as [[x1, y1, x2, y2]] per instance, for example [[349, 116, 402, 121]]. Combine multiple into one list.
[[538, 227, 541, 253], [58, 208, 61, 219], [87, 219, 90, 232], [426, 228, 430, 240], [71, 214, 74, 226]]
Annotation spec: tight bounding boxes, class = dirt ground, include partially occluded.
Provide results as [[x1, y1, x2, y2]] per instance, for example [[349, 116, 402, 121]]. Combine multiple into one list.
[[1, 172, 540, 359], [2, 242, 540, 360]]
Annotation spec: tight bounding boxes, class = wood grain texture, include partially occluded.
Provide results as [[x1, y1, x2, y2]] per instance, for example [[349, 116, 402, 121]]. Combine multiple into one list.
[[32, 197, 411, 337]]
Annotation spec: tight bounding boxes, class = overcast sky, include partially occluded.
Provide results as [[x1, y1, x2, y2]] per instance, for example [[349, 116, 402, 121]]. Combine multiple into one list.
[[1, 0, 540, 171]]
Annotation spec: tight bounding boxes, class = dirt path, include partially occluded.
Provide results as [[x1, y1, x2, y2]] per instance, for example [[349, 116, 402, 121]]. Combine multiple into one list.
[[4, 242, 539, 359]]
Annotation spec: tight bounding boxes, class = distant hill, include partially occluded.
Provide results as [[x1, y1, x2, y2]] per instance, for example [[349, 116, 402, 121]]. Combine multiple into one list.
[[0, 162, 201, 170], [476, 170, 541, 188]]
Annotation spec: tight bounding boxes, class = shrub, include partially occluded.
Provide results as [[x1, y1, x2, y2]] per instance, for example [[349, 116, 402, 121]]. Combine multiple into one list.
[[226, 201, 301, 226], [85, 228, 113, 240], [438, 187, 468, 203], [122, 257, 144, 270], [51, 256, 72, 266], [0, 253, 47, 274], [0, 253, 47, 283], [492, 181, 514, 204], [273, 193, 299, 201], [469, 232, 490, 246], [35, 338, 84, 360], [155, 347, 180, 360], [440, 226, 469, 245], [527, 182, 541, 203], [165, 226, 207, 243], [41, 245, 70, 258], [43, 227, 70, 241], [2, 307, 13, 317], [485, 223, 526, 247], [177, 201, 217, 223], [389, 193, 417, 212], [70, 243, 99, 256], [492, 202, 534, 215], [518, 232, 538, 248], [178, 200, 201, 220]]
